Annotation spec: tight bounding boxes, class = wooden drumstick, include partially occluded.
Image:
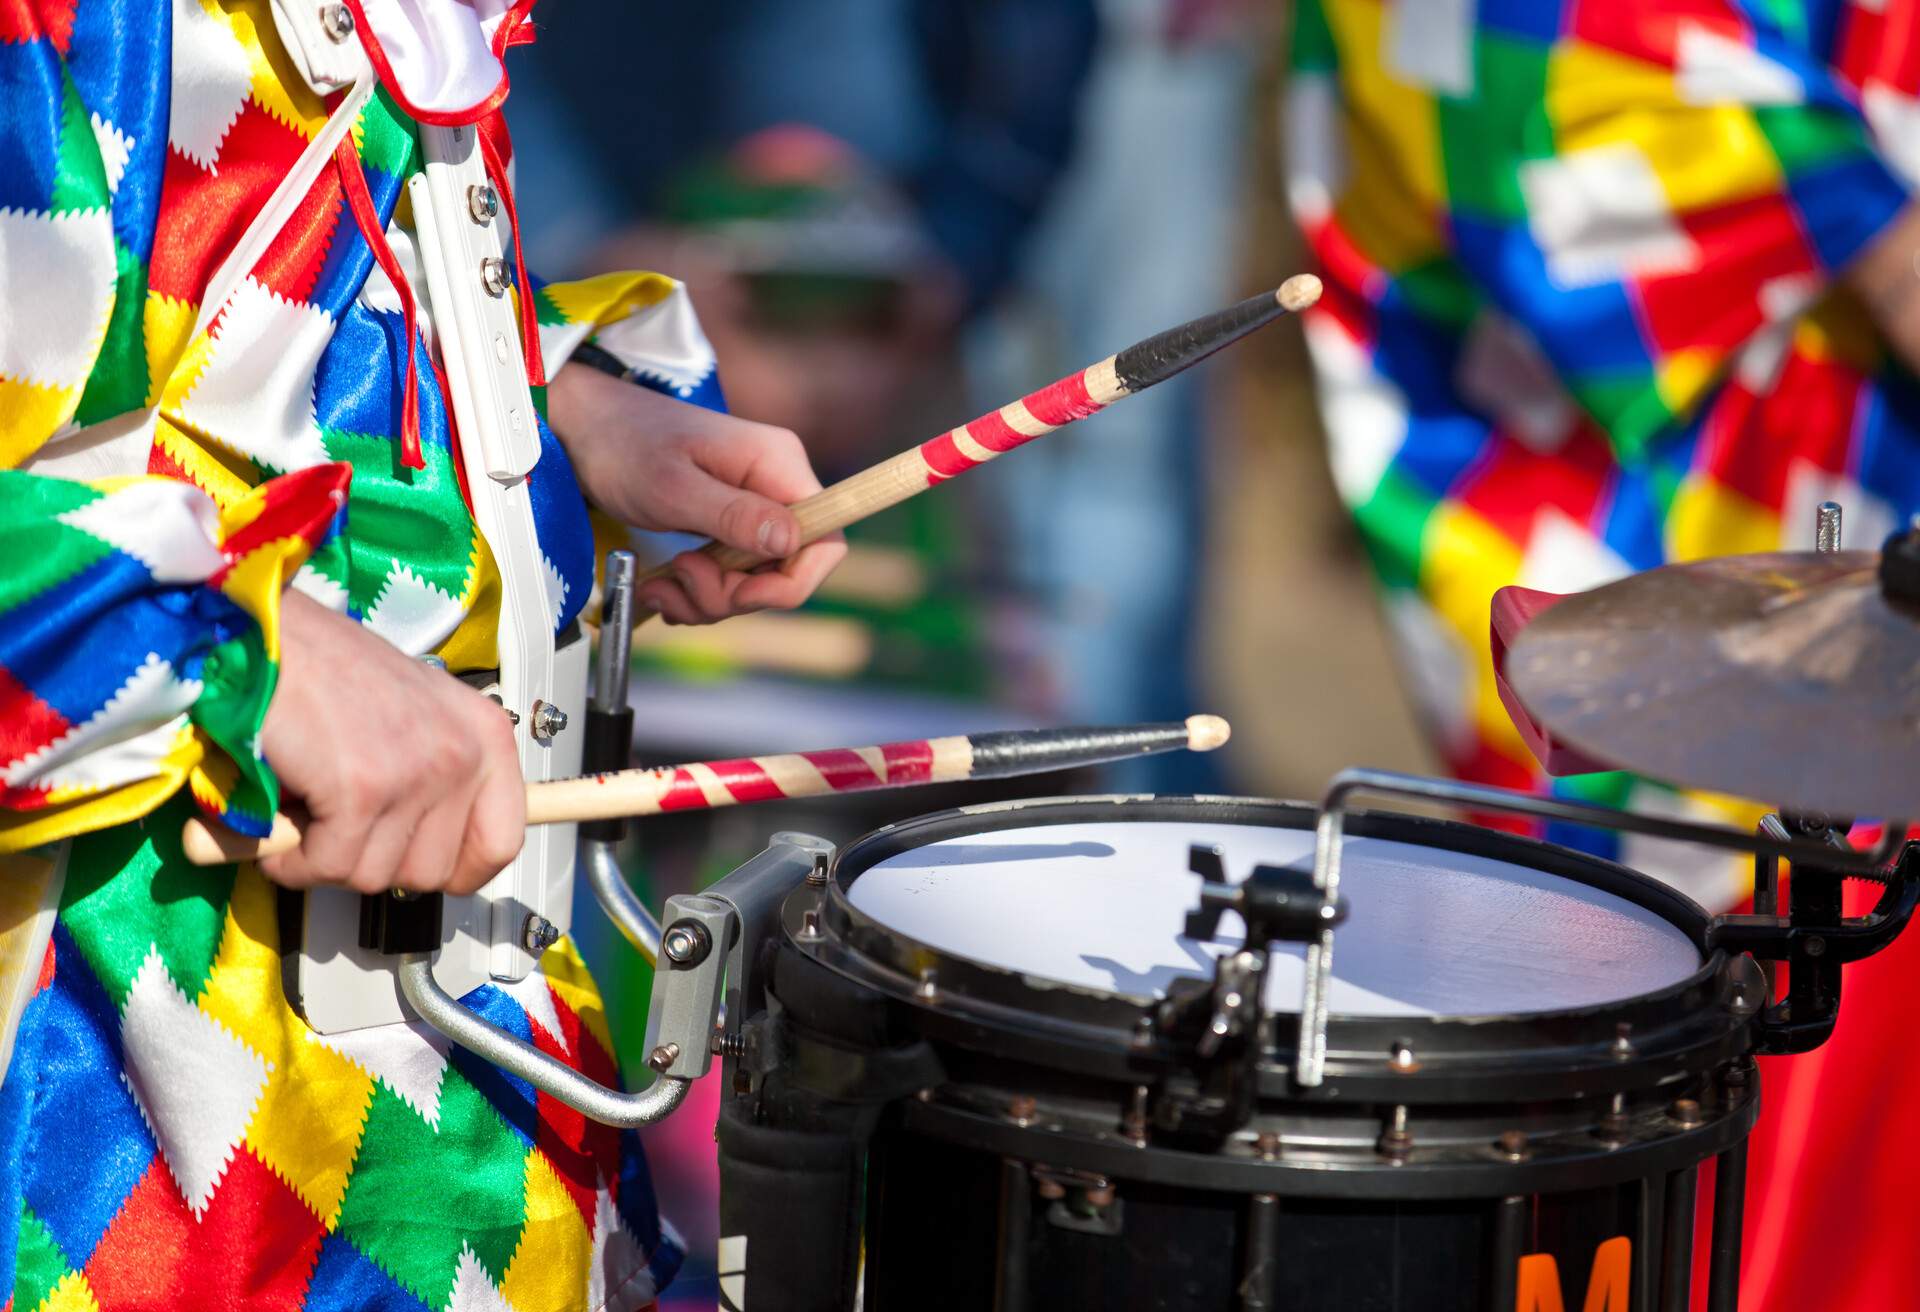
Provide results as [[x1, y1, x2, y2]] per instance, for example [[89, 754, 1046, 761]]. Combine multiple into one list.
[[179, 715, 1232, 866], [632, 275, 1323, 613]]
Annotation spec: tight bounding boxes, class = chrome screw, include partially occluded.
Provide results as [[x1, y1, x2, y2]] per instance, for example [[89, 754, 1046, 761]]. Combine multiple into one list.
[[467, 184, 499, 225], [479, 257, 509, 297], [319, 2, 354, 42], [662, 924, 701, 964], [646, 1042, 680, 1073], [523, 914, 559, 955], [530, 700, 568, 740]]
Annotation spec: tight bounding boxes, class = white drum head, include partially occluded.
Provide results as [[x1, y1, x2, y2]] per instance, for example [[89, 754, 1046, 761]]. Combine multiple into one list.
[[846, 820, 1702, 1018]]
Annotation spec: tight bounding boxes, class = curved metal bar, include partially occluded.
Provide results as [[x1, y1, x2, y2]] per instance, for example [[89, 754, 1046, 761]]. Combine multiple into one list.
[[398, 954, 690, 1127], [1296, 767, 1909, 1087], [581, 837, 661, 966]]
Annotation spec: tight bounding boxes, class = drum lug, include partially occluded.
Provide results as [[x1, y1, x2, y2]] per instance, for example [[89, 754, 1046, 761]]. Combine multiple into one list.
[[1030, 1166, 1124, 1237]]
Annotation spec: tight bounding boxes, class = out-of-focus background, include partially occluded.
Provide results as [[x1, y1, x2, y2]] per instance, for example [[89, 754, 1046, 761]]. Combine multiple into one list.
[[513, 2, 1426, 1301]]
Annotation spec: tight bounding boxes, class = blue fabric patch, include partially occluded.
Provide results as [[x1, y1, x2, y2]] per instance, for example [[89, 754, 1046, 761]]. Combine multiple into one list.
[[18, 924, 158, 1270], [1786, 151, 1912, 273], [526, 412, 594, 634], [301, 1233, 434, 1312], [629, 365, 727, 414], [314, 304, 453, 454], [615, 1126, 681, 1291], [64, 0, 168, 259], [446, 984, 538, 1147], [1475, 0, 1563, 44], [1451, 215, 1652, 375], [0, 38, 66, 215]]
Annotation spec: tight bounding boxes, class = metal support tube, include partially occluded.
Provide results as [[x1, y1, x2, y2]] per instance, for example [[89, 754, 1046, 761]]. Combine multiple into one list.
[[594, 549, 636, 711], [1661, 1165, 1699, 1312], [581, 837, 661, 966], [1488, 1195, 1526, 1312], [397, 953, 690, 1127], [1707, 1141, 1749, 1312], [994, 1158, 1030, 1312], [1241, 1194, 1281, 1312]]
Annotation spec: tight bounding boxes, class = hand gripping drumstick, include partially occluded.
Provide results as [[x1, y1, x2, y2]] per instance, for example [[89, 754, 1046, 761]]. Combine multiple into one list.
[[180, 715, 1232, 866], [631, 275, 1324, 615]]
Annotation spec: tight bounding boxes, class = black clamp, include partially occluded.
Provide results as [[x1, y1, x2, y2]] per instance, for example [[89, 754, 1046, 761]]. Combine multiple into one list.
[[1183, 844, 1348, 946]]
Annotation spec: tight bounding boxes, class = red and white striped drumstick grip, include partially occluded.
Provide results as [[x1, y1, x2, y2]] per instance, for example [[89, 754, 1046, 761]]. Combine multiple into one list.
[[633, 275, 1322, 598], [179, 715, 1231, 866]]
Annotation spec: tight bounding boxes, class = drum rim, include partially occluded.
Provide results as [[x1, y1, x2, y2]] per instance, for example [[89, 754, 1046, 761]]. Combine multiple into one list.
[[793, 794, 1740, 1094]]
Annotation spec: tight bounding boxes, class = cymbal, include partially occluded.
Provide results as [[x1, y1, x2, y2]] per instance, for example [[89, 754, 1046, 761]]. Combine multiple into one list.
[[1504, 550, 1920, 819]]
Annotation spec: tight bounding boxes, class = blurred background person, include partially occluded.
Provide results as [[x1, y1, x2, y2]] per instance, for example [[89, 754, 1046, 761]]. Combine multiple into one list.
[[1285, 1, 1920, 1306]]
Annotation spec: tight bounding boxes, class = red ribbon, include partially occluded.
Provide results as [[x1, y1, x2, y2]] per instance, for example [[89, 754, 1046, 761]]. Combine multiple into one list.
[[334, 137, 425, 470]]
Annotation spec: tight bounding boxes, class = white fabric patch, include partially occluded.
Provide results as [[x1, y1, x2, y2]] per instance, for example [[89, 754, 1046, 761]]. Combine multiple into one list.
[[1386, 0, 1476, 97], [1381, 589, 1475, 758], [358, 224, 438, 358], [541, 554, 569, 632], [1619, 785, 1749, 912], [1456, 310, 1576, 450], [0, 206, 116, 391], [362, 562, 467, 656], [90, 113, 135, 196], [1675, 24, 1804, 106], [1284, 73, 1346, 228], [177, 275, 334, 471], [1519, 506, 1632, 595], [57, 480, 225, 583], [589, 1187, 657, 1312], [1863, 84, 1920, 187], [4, 654, 199, 786], [1303, 315, 1410, 507], [1520, 145, 1699, 288], [1735, 273, 1821, 389], [120, 948, 271, 1216], [315, 1016, 450, 1128], [169, 0, 254, 172], [289, 560, 352, 613], [592, 284, 720, 399], [445, 1245, 513, 1312], [355, 0, 511, 117]]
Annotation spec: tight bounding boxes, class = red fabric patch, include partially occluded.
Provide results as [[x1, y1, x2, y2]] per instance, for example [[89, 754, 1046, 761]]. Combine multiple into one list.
[[879, 739, 934, 783], [532, 988, 622, 1227], [0, 663, 71, 769], [0, 0, 75, 51], [1694, 352, 1860, 513], [706, 758, 787, 804], [212, 463, 350, 582], [1569, 0, 1747, 66], [249, 164, 345, 306], [86, 1149, 323, 1312], [1454, 420, 1613, 547], [1833, 3, 1920, 98], [1631, 191, 1813, 358], [149, 102, 308, 303], [1021, 371, 1102, 427], [34, 938, 55, 996]]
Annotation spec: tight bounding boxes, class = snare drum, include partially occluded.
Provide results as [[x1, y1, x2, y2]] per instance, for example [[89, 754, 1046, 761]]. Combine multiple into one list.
[[738, 797, 1762, 1312]]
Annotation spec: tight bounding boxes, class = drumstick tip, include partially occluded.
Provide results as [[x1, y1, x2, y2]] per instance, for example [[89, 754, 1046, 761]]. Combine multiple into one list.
[[1277, 274, 1322, 312], [1185, 714, 1232, 752]]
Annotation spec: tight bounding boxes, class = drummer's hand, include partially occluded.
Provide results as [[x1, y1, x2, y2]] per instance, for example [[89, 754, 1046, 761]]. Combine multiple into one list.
[[256, 592, 526, 895], [547, 362, 847, 624]]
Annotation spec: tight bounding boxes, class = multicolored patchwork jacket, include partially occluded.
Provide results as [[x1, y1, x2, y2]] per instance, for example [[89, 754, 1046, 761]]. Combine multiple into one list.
[[0, 0, 721, 1306], [1287, 0, 1920, 904]]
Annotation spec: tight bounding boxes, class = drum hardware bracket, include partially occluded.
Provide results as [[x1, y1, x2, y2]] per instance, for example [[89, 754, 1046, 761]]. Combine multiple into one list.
[[1299, 768, 1913, 1087], [1029, 1164, 1124, 1236]]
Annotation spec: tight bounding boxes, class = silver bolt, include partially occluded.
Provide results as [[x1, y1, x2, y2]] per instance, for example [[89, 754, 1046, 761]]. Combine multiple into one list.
[[530, 700, 568, 741], [798, 908, 822, 940], [1816, 500, 1843, 554], [662, 925, 700, 963], [523, 915, 559, 955], [1389, 1040, 1418, 1073], [916, 968, 937, 1001], [1611, 1023, 1634, 1060], [806, 854, 830, 887], [646, 1042, 681, 1073], [318, 2, 353, 42], [467, 184, 500, 225], [479, 257, 509, 297]]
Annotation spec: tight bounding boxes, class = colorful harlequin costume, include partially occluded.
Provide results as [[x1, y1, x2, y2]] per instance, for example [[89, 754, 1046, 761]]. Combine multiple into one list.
[[1289, 1, 1920, 1304], [0, 0, 724, 1306]]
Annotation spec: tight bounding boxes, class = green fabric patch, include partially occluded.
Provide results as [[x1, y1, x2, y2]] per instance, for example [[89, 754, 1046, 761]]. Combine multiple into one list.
[[191, 625, 278, 828], [1289, 0, 1337, 74], [1551, 770, 1634, 808], [0, 475, 110, 615], [73, 241, 152, 427], [1754, 104, 1874, 180], [1437, 32, 1552, 223], [1354, 467, 1435, 591], [49, 67, 108, 216], [1570, 369, 1668, 463], [332, 1076, 529, 1307], [357, 86, 419, 182], [1394, 258, 1482, 331], [60, 797, 237, 1007], [12, 1204, 74, 1312], [317, 427, 475, 614]]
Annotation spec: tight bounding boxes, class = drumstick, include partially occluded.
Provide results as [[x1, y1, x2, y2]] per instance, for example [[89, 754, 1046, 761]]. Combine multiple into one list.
[[633, 275, 1323, 612], [179, 715, 1232, 866]]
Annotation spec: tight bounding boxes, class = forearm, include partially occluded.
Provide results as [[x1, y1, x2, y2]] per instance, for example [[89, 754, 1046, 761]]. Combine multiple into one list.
[[1847, 201, 1920, 375]]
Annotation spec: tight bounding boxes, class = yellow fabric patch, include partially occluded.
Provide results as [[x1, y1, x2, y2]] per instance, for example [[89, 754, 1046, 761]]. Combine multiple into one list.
[[538, 271, 679, 331], [1419, 503, 1531, 762], [1667, 476, 1781, 561], [37, 1271, 103, 1312], [1324, 0, 1446, 210], [538, 937, 617, 1060], [144, 291, 200, 407], [435, 531, 503, 673], [1655, 347, 1720, 417], [201, 871, 376, 1228], [220, 0, 331, 139], [1551, 46, 1780, 214], [153, 415, 255, 506], [0, 378, 81, 465], [1331, 99, 1449, 277], [499, 1150, 595, 1312], [187, 746, 241, 817], [0, 730, 200, 855]]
